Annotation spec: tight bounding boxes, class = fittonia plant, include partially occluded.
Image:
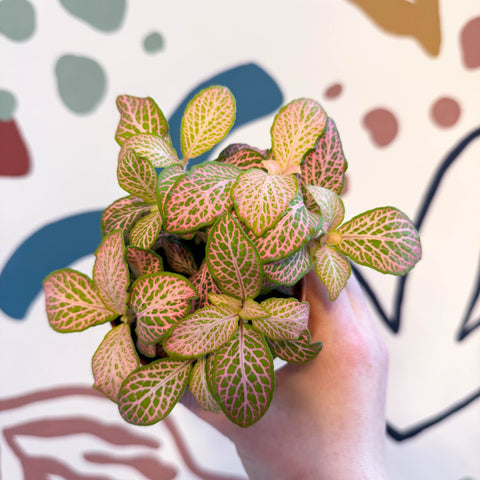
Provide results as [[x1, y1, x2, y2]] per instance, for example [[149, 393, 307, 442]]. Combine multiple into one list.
[[44, 86, 421, 427]]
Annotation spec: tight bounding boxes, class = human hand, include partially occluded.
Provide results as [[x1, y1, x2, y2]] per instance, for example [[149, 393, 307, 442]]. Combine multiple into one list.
[[183, 270, 390, 480]]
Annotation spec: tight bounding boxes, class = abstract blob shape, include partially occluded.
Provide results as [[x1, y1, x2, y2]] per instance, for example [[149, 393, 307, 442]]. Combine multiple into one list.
[[143, 31, 165, 53], [0, 90, 17, 120], [362, 108, 399, 147], [460, 17, 480, 69], [59, 0, 126, 32], [0, 0, 36, 41], [345, 0, 441, 56], [431, 97, 461, 128], [324, 83, 343, 99], [0, 119, 31, 176], [55, 55, 107, 114]]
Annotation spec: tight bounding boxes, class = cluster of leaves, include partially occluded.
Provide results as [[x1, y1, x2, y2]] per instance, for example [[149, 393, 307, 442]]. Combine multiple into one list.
[[44, 86, 421, 428]]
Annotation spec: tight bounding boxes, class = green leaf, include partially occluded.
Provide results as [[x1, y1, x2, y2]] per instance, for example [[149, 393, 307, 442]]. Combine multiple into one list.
[[189, 260, 222, 310], [207, 213, 263, 300], [164, 162, 240, 234], [232, 169, 298, 237], [253, 297, 309, 341], [44, 269, 117, 333], [115, 95, 169, 146], [210, 324, 274, 427], [164, 303, 240, 359], [271, 98, 327, 174], [217, 146, 266, 170], [310, 243, 351, 301], [122, 134, 180, 168], [101, 195, 151, 238], [306, 185, 344, 231], [129, 212, 162, 249], [189, 356, 222, 413], [93, 230, 129, 315], [239, 298, 269, 320], [156, 164, 185, 218], [159, 237, 197, 276], [181, 86, 236, 160], [208, 293, 242, 310], [301, 117, 347, 195], [263, 246, 313, 286], [268, 329, 322, 364], [92, 323, 140, 402], [126, 246, 164, 278], [335, 207, 422, 275], [117, 149, 157, 203], [129, 273, 197, 344], [118, 358, 192, 425]]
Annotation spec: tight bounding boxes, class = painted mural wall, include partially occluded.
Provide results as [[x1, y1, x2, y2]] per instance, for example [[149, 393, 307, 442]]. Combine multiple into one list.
[[1, 1, 479, 478]]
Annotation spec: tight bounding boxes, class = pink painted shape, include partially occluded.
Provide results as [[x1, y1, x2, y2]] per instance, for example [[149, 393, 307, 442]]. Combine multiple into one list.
[[362, 108, 399, 147], [431, 97, 461, 128], [460, 17, 480, 69], [0, 119, 31, 176], [324, 83, 343, 99]]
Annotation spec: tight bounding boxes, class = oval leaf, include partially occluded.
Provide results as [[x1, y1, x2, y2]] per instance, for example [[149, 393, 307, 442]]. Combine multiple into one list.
[[44, 269, 117, 332], [118, 358, 192, 425], [129, 212, 162, 250], [160, 237, 197, 276], [268, 329, 323, 364], [189, 260, 222, 310], [156, 164, 185, 217], [239, 298, 269, 320], [126, 246, 163, 278], [181, 86, 236, 160], [264, 246, 313, 286], [306, 185, 344, 231], [189, 356, 222, 413], [218, 147, 266, 170], [336, 207, 422, 275], [122, 134, 179, 168]]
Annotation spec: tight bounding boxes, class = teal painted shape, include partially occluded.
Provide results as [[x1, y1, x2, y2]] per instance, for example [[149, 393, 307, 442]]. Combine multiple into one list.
[[0, 90, 17, 121], [143, 32, 165, 53], [55, 55, 107, 114], [0, 0, 36, 41], [59, 0, 126, 32]]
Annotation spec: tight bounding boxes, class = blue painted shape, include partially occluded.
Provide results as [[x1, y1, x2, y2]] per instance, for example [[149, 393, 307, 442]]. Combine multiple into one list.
[[0, 212, 102, 319], [0, 63, 283, 320]]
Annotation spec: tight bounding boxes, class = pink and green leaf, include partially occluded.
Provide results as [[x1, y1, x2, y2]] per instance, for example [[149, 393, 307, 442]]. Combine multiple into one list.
[[129, 273, 197, 344], [160, 237, 197, 276], [156, 164, 185, 217], [263, 246, 313, 286], [301, 117, 347, 195], [232, 169, 298, 237], [217, 147, 266, 170], [189, 356, 222, 413], [117, 149, 157, 203], [253, 297, 309, 341], [115, 95, 169, 146], [122, 134, 180, 168], [271, 98, 327, 174], [44, 269, 117, 333], [210, 324, 274, 427], [126, 246, 164, 278], [136, 338, 157, 358], [267, 329, 322, 364], [181, 86, 236, 160], [129, 212, 162, 250], [101, 196, 151, 238], [207, 213, 263, 300], [164, 162, 240, 234], [239, 298, 268, 320], [118, 358, 192, 426], [189, 261, 222, 310], [306, 185, 344, 231], [164, 304, 239, 359], [208, 293, 242, 310], [335, 207, 422, 274], [310, 243, 351, 301], [92, 323, 140, 402]]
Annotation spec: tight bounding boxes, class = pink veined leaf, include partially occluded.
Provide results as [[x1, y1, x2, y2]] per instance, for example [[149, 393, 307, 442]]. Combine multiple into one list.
[[209, 323, 274, 427], [232, 169, 298, 237], [115, 95, 169, 146], [136, 338, 157, 358], [129, 272, 197, 344], [263, 246, 313, 286], [239, 298, 269, 320], [164, 162, 240, 234], [208, 293, 242, 310], [164, 303, 240, 359], [189, 356, 222, 413], [248, 192, 315, 263], [118, 358, 192, 425], [253, 297, 309, 341], [306, 185, 345, 231], [189, 260, 222, 310], [101, 195, 151, 238], [301, 117, 347, 195], [218, 142, 267, 158], [93, 230, 129, 315], [271, 98, 327, 174], [310, 243, 351, 301], [126, 246, 164, 278], [117, 148, 158, 203], [335, 207, 422, 275], [268, 329, 323, 364], [122, 133, 180, 168], [92, 323, 140, 402], [217, 147, 266, 170], [181, 86, 236, 160], [129, 212, 162, 250], [160, 237, 197, 276], [207, 213, 263, 300], [44, 269, 118, 333], [156, 164, 185, 218]]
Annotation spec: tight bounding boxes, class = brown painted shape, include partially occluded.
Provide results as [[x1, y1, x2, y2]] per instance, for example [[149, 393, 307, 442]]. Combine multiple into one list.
[[0, 119, 31, 176], [460, 17, 480, 69], [363, 107, 399, 147], [345, 0, 441, 56]]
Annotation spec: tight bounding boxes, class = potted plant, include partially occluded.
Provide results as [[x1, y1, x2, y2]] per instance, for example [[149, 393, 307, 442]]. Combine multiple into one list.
[[44, 86, 421, 428]]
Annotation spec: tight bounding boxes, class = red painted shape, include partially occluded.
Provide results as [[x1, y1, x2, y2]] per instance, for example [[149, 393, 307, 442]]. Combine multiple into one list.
[[460, 17, 480, 69], [362, 108, 399, 147], [0, 119, 31, 176], [324, 83, 343, 99], [431, 97, 461, 128]]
